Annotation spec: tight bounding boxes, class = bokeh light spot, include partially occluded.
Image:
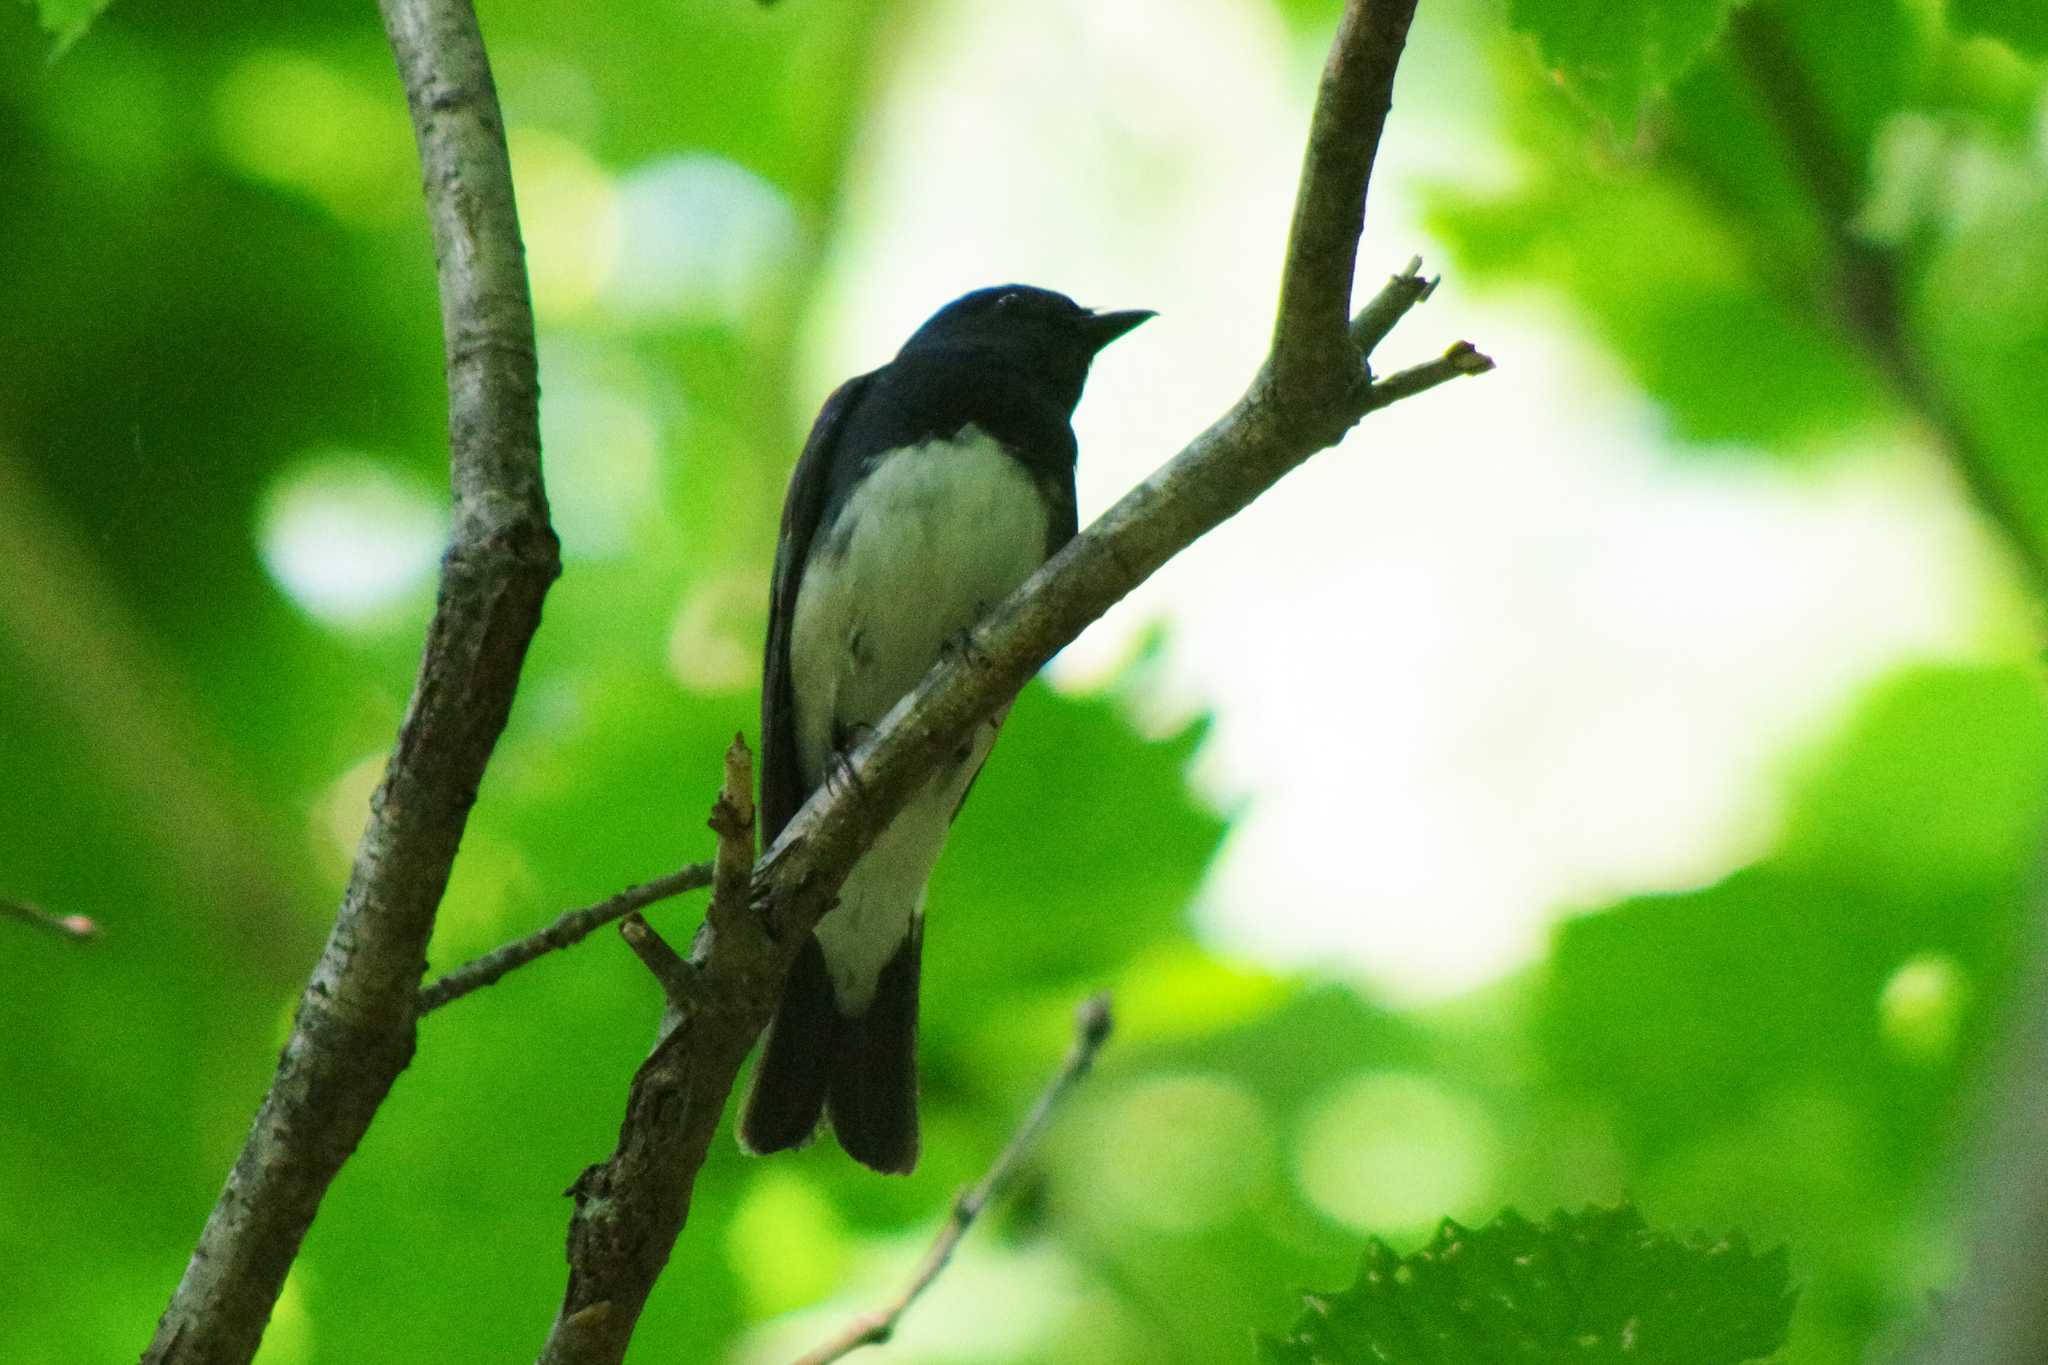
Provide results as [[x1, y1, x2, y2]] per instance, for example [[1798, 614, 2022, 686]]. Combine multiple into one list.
[[605, 155, 801, 325], [262, 1263, 317, 1363], [259, 454, 444, 627], [1108, 944, 1287, 1046], [1295, 1072, 1496, 1234], [1878, 953, 1971, 1064], [668, 569, 764, 694], [1077, 1074, 1273, 1232], [212, 52, 413, 222], [538, 379, 662, 558], [315, 752, 387, 873], [727, 1171, 850, 1319], [510, 127, 621, 319]]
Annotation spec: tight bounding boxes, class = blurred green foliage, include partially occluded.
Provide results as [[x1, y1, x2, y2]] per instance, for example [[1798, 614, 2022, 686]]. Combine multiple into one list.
[[1506, 0, 1746, 135], [1450, 0, 2048, 567], [1259, 1205, 1795, 1364], [20, 0, 108, 50], [3, 0, 2046, 1361]]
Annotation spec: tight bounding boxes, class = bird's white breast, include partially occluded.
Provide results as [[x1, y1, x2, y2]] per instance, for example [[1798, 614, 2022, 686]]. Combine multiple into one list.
[[788, 424, 1049, 768], [786, 424, 1051, 1010]]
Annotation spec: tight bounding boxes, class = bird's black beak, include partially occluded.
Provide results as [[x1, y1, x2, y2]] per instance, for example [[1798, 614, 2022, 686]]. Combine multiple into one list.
[[1084, 308, 1157, 352]]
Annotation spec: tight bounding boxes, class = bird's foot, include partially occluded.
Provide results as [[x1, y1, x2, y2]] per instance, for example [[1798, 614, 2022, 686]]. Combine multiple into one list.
[[940, 623, 991, 670], [825, 722, 874, 800]]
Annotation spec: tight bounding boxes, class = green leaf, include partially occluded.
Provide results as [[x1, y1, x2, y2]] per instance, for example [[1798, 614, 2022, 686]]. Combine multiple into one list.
[[1917, 188, 2048, 568], [1542, 667, 2047, 1158], [1259, 1205, 1795, 1364], [1427, 174, 1887, 449], [22, 0, 112, 52], [1532, 665, 2046, 1357], [1507, 0, 1748, 133], [1949, 0, 2048, 59]]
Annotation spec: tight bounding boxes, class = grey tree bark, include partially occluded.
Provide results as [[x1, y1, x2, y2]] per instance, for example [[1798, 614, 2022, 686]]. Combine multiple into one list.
[[139, 0, 555, 1358]]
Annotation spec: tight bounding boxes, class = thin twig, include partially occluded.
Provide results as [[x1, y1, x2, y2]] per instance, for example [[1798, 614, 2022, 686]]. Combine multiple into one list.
[[790, 994, 1115, 1365], [1727, 6, 2048, 600], [0, 897, 99, 941], [1364, 341, 1496, 409], [416, 864, 712, 1014], [139, 0, 555, 1356], [538, 3, 1469, 1361], [1349, 255, 1436, 363], [619, 913, 694, 1007]]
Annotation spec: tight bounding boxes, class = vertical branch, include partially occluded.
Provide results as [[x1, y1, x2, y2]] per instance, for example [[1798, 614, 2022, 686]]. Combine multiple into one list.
[[1921, 926, 2048, 1365], [138, 0, 556, 1360], [1267, 0, 1419, 419], [1725, 19, 2048, 1361]]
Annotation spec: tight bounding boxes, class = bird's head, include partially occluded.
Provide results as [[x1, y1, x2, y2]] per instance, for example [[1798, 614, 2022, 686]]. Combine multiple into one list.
[[898, 284, 1155, 413]]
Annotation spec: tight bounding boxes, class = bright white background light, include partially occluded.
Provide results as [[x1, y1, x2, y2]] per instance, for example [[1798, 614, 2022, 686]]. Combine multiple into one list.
[[258, 453, 445, 628], [808, 0, 2002, 1002]]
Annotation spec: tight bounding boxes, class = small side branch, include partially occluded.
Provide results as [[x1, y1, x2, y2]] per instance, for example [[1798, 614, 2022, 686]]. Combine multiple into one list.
[[791, 994, 1116, 1365], [619, 912, 694, 1006], [1364, 340, 1495, 410], [1350, 256, 1437, 361], [417, 864, 711, 1014], [1, 897, 99, 941]]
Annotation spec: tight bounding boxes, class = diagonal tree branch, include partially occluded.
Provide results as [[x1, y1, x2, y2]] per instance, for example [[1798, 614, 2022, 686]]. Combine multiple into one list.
[[537, 3, 1468, 1362], [790, 994, 1115, 1365], [138, 0, 555, 1359]]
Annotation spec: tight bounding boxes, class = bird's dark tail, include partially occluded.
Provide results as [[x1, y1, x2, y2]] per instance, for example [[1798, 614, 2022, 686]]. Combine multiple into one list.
[[739, 936, 837, 1157], [738, 926, 922, 1175], [827, 922, 921, 1174]]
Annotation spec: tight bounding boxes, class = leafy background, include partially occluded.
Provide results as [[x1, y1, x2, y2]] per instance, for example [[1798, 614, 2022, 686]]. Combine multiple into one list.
[[2, 0, 2044, 1360]]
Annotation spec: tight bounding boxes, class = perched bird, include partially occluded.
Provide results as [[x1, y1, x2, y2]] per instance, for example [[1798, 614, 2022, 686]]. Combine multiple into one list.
[[739, 285, 1153, 1173]]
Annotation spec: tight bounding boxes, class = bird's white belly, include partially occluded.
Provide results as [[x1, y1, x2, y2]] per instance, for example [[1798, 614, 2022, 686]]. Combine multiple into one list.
[[788, 425, 1049, 1010]]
